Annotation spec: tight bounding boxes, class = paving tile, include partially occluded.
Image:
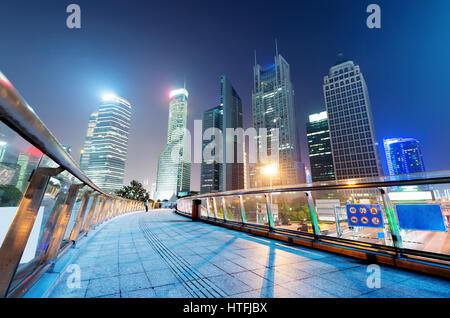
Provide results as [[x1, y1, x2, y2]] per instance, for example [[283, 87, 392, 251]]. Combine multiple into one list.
[[86, 276, 120, 298], [154, 283, 193, 298], [207, 274, 254, 296], [121, 288, 157, 298], [119, 272, 153, 292], [119, 262, 145, 275], [146, 268, 180, 287]]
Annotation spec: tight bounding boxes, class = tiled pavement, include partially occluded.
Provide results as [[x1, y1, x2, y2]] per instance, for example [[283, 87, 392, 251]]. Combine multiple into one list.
[[48, 209, 450, 298]]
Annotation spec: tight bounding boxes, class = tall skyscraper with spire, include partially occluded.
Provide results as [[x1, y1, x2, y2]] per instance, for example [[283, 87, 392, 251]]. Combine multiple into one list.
[[155, 88, 191, 200], [323, 55, 382, 179], [250, 45, 305, 188], [200, 75, 243, 193], [80, 95, 132, 193]]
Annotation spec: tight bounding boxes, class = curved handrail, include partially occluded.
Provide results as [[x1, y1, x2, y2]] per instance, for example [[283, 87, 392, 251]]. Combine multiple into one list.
[[0, 71, 113, 197]]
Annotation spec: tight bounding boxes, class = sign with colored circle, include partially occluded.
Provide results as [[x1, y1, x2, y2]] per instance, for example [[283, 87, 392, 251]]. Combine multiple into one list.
[[346, 204, 384, 228]]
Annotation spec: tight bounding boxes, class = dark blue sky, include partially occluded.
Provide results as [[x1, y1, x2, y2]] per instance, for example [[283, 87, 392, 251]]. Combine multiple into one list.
[[1, 0, 449, 190]]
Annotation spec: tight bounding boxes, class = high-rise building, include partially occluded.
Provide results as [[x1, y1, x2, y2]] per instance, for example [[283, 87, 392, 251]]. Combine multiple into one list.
[[323, 56, 382, 180], [383, 138, 425, 175], [156, 88, 191, 200], [200, 76, 244, 194], [306, 111, 335, 182], [16, 147, 42, 192], [200, 105, 222, 194], [81, 95, 131, 193], [251, 52, 305, 187], [80, 112, 98, 168]]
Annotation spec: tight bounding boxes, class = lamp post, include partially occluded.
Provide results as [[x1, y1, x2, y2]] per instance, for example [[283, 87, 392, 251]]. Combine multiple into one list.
[[263, 163, 278, 205]]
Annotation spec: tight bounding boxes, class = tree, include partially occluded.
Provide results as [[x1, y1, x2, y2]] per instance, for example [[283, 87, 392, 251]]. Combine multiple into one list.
[[116, 180, 151, 202], [0, 185, 23, 207]]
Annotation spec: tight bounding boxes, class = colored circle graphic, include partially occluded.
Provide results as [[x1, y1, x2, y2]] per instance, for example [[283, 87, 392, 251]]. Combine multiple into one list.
[[370, 207, 378, 215], [371, 217, 380, 225], [350, 216, 358, 224], [361, 216, 369, 224], [349, 207, 357, 214], [359, 207, 368, 214]]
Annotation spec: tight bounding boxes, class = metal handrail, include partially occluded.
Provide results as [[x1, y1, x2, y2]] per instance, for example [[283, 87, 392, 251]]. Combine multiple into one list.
[[0, 71, 110, 196], [187, 172, 450, 199]]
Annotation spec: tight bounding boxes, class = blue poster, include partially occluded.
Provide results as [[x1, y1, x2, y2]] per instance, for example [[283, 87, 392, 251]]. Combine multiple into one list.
[[346, 204, 384, 228], [395, 204, 447, 232]]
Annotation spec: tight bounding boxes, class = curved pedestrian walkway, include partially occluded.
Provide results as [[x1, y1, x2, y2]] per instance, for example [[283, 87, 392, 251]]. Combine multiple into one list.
[[48, 209, 450, 298]]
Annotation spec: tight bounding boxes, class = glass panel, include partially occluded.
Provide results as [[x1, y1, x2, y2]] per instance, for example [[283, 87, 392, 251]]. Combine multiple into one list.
[[223, 196, 242, 222], [10, 159, 73, 291], [242, 193, 269, 226], [79, 195, 95, 233], [62, 185, 87, 244], [0, 122, 43, 246], [215, 197, 224, 219], [271, 191, 312, 232], [206, 197, 215, 217], [310, 188, 394, 246], [388, 183, 450, 254], [200, 199, 208, 217]]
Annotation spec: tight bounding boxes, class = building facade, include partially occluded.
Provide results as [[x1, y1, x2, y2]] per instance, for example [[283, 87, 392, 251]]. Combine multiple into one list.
[[251, 53, 305, 187], [200, 75, 244, 194], [323, 57, 382, 180], [81, 95, 131, 193], [306, 111, 335, 182], [156, 88, 191, 200], [383, 137, 425, 175]]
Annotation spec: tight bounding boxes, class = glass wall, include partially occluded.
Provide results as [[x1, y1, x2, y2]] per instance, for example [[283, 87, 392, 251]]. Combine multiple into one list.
[[223, 196, 242, 222], [386, 183, 450, 254], [241, 193, 269, 226], [270, 191, 312, 233]]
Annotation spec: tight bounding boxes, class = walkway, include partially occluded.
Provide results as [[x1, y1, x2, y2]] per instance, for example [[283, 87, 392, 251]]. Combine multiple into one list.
[[49, 209, 450, 298]]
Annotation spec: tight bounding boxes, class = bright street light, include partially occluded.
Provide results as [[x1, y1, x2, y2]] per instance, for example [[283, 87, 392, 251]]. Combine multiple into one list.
[[263, 163, 278, 177]]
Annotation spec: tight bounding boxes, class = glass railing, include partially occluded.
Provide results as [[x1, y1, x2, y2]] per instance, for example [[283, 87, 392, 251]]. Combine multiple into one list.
[[0, 71, 144, 298], [178, 172, 450, 265]]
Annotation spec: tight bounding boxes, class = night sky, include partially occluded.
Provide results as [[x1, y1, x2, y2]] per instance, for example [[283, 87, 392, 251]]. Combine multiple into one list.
[[0, 0, 449, 191]]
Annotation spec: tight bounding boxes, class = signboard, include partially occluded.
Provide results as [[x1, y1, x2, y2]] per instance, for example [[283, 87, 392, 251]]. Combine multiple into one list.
[[316, 199, 341, 221], [395, 204, 447, 232], [346, 204, 384, 228]]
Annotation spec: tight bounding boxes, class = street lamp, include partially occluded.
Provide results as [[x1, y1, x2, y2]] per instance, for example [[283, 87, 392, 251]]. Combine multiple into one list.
[[263, 163, 278, 208]]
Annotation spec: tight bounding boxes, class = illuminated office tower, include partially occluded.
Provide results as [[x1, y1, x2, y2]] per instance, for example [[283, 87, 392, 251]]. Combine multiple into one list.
[[323, 56, 382, 179], [156, 88, 191, 200], [383, 138, 425, 176], [82, 95, 131, 193], [200, 76, 244, 194], [16, 147, 43, 192], [306, 111, 335, 182], [251, 51, 305, 187], [200, 104, 222, 194], [79, 112, 98, 170]]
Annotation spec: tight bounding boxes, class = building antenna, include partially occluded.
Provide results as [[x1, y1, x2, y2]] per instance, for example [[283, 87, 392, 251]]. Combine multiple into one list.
[[254, 50, 257, 66], [183, 75, 186, 89], [275, 38, 279, 56]]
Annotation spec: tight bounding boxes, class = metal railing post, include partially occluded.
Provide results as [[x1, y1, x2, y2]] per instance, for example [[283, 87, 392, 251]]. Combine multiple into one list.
[[43, 183, 85, 264], [265, 193, 275, 229], [212, 197, 218, 218], [380, 188, 403, 250], [239, 195, 246, 224], [69, 190, 92, 241], [305, 191, 320, 238], [0, 167, 63, 297]]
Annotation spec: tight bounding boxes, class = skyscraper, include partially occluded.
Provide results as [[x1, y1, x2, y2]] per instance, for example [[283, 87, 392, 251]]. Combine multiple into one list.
[[251, 51, 304, 187], [200, 76, 244, 194], [156, 88, 191, 200], [81, 95, 131, 193], [306, 111, 335, 182], [383, 138, 425, 175], [200, 104, 222, 194], [79, 111, 98, 169], [323, 56, 382, 180]]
